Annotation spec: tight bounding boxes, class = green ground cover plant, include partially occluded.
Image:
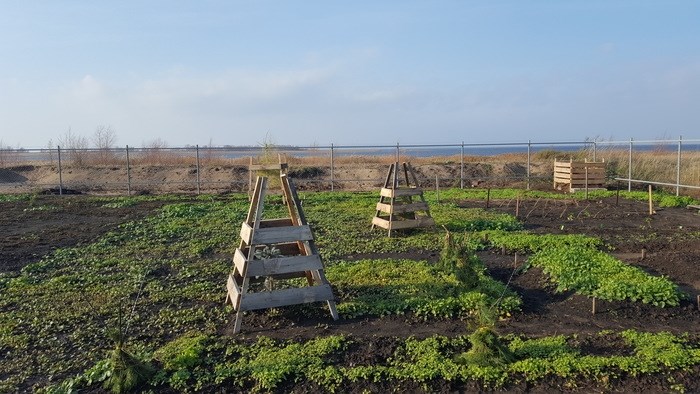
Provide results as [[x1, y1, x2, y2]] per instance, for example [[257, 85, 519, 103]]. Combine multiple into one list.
[[479, 231, 683, 306], [434, 188, 698, 208], [49, 330, 700, 392], [0, 188, 695, 391]]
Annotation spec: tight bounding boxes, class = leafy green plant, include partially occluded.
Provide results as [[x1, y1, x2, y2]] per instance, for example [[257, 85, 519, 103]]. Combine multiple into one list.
[[254, 245, 282, 260], [327, 258, 521, 319], [530, 245, 682, 306]]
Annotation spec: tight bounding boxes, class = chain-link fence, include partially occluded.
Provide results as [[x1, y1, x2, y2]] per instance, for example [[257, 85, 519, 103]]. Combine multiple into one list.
[[0, 138, 698, 196]]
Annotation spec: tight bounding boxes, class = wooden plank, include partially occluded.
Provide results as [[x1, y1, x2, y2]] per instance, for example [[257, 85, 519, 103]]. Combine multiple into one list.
[[380, 187, 423, 198], [238, 284, 335, 311], [372, 216, 434, 230], [372, 216, 391, 229], [240, 222, 253, 244], [376, 201, 428, 214], [240, 255, 324, 277], [259, 218, 294, 228], [570, 169, 605, 175], [227, 274, 241, 309], [252, 225, 313, 244], [249, 163, 286, 171], [233, 248, 247, 275]]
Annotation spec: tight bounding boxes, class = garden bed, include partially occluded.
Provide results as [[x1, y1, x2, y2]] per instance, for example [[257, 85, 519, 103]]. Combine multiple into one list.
[[1, 190, 699, 392]]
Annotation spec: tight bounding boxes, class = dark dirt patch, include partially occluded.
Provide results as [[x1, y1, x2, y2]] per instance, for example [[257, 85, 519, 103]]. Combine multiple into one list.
[[0, 195, 170, 273]]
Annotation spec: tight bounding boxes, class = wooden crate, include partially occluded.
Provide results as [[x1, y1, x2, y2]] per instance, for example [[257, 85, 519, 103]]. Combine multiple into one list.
[[554, 159, 606, 192]]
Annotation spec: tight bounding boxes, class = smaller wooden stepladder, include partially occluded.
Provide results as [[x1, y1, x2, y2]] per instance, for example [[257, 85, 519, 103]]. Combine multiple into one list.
[[226, 173, 338, 334], [371, 161, 435, 237], [248, 154, 288, 198]]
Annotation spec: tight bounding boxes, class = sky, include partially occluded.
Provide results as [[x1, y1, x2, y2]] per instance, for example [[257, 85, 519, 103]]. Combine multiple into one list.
[[1, 1, 699, 149]]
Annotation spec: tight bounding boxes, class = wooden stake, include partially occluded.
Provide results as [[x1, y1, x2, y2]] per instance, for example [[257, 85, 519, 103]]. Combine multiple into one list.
[[592, 297, 596, 315], [697, 295, 699, 311], [616, 182, 620, 206], [515, 195, 520, 218], [648, 184, 654, 215], [486, 188, 491, 209], [514, 253, 518, 268], [501, 245, 506, 255], [641, 248, 646, 260]]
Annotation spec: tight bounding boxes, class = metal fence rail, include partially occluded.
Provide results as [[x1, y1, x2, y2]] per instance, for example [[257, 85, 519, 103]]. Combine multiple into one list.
[[0, 137, 697, 196]]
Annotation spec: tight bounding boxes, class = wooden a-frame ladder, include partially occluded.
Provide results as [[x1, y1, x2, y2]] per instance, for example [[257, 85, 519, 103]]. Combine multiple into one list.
[[371, 161, 434, 237], [226, 174, 338, 334]]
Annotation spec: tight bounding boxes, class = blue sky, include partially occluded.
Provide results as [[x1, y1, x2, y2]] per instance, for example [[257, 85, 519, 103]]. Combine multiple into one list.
[[1, 1, 699, 148]]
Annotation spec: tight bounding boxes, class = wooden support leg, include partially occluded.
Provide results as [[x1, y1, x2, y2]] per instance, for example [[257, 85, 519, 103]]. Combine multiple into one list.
[[232, 276, 250, 334], [326, 300, 339, 320]]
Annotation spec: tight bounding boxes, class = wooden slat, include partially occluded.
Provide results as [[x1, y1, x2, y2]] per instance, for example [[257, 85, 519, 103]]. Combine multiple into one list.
[[227, 274, 241, 309], [238, 284, 335, 311], [249, 163, 286, 171], [240, 222, 253, 244], [372, 216, 434, 230], [233, 248, 247, 275], [376, 201, 428, 214], [259, 218, 294, 228], [380, 187, 423, 198], [238, 254, 324, 277], [252, 225, 313, 244]]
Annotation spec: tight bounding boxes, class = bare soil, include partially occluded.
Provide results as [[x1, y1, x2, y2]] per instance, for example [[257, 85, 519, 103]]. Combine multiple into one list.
[[2, 194, 699, 392]]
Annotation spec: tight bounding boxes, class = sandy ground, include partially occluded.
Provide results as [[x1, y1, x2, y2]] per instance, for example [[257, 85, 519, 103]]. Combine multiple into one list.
[[0, 161, 550, 194]]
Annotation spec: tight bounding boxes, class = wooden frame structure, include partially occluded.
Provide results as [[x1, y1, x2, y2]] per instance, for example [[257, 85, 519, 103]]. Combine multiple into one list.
[[553, 158, 606, 192], [371, 162, 434, 237], [248, 154, 288, 197], [226, 174, 338, 334]]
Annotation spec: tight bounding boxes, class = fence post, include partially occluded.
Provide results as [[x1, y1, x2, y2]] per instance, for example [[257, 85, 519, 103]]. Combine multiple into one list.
[[526, 140, 531, 190], [676, 135, 682, 196], [330, 143, 334, 192], [460, 141, 464, 189], [628, 138, 633, 192], [195, 144, 201, 195], [395, 142, 400, 163], [126, 145, 131, 196], [57, 146, 63, 195], [592, 140, 597, 162], [436, 175, 440, 202]]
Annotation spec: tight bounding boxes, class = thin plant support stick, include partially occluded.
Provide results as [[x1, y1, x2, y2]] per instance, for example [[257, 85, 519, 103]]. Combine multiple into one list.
[[648, 184, 654, 215], [592, 297, 596, 315], [585, 166, 589, 200], [486, 188, 491, 209]]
